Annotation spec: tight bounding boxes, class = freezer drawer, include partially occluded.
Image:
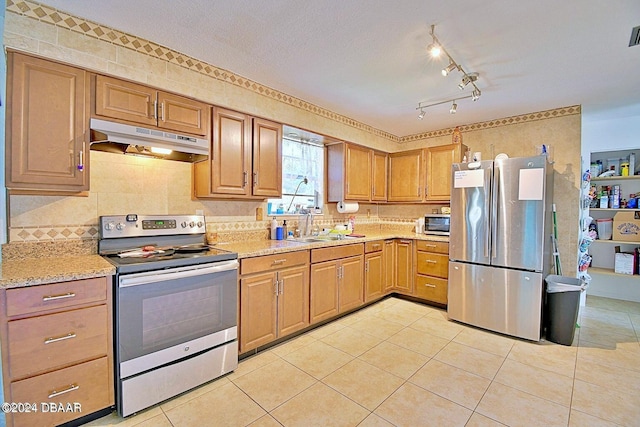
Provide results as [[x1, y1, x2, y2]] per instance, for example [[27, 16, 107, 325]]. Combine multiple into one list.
[[447, 261, 543, 341]]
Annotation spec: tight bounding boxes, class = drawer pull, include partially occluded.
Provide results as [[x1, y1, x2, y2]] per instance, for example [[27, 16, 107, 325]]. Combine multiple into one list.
[[423, 283, 437, 288], [372, 244, 381, 248], [272, 259, 287, 265], [44, 332, 77, 344], [42, 292, 76, 302], [48, 384, 79, 399], [425, 260, 437, 264], [424, 244, 437, 248], [399, 240, 412, 244]]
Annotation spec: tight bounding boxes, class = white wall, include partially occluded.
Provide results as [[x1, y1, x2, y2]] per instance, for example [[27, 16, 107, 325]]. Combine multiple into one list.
[[582, 105, 640, 161]]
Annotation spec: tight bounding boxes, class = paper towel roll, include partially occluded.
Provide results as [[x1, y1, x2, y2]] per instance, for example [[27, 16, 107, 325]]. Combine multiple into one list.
[[336, 201, 359, 214]]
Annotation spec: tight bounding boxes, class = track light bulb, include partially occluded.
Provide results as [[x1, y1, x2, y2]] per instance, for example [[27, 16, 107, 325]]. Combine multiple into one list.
[[442, 62, 457, 76], [427, 42, 441, 57], [450, 102, 457, 114], [472, 89, 481, 101], [418, 109, 426, 120]]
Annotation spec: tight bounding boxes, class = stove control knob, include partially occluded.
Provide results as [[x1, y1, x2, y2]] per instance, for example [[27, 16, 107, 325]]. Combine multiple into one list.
[[181, 221, 188, 228], [116, 222, 126, 231], [104, 222, 115, 231], [189, 221, 195, 228], [197, 221, 204, 228]]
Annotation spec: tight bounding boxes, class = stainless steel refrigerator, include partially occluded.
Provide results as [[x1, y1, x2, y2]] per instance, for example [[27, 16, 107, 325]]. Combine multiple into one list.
[[448, 155, 554, 341]]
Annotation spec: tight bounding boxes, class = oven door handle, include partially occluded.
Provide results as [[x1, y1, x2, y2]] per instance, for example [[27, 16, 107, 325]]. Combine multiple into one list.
[[119, 260, 239, 288]]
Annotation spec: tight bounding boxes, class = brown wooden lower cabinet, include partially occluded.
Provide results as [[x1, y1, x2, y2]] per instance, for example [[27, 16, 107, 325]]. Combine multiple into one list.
[[394, 239, 414, 294], [10, 357, 110, 427], [383, 240, 395, 292], [364, 240, 384, 302], [239, 251, 310, 353], [415, 240, 450, 304], [0, 277, 113, 427], [310, 244, 364, 324], [238, 239, 449, 354]]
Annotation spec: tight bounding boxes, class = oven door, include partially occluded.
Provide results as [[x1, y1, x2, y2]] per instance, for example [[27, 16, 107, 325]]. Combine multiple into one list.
[[116, 259, 238, 379]]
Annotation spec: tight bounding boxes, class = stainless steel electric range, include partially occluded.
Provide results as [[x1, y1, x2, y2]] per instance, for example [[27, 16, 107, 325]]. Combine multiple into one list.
[[99, 214, 238, 417]]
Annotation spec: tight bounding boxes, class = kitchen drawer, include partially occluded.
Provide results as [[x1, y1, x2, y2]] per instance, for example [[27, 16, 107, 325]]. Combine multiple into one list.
[[415, 240, 449, 254], [416, 252, 448, 278], [10, 356, 111, 427], [6, 277, 107, 317], [8, 305, 108, 380], [415, 275, 448, 305], [311, 243, 363, 263], [241, 250, 308, 275], [364, 240, 384, 253]]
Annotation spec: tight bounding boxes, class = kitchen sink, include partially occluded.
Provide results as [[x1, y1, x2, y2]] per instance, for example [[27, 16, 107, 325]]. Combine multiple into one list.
[[291, 237, 326, 243], [290, 234, 360, 243]]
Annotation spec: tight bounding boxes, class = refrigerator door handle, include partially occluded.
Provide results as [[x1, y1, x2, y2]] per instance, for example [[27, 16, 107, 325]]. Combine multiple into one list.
[[483, 166, 492, 258], [490, 164, 499, 259]]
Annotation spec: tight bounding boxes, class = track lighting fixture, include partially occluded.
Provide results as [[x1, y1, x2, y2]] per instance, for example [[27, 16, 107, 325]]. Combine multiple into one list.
[[427, 42, 441, 58], [442, 61, 457, 76], [458, 73, 479, 90], [416, 24, 482, 119]]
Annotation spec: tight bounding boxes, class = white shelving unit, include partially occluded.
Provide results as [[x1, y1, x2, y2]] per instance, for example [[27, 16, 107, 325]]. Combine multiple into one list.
[[587, 150, 640, 302]]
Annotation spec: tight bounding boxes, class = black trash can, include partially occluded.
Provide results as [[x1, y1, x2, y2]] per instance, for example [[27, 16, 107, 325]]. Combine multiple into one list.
[[544, 275, 584, 346]]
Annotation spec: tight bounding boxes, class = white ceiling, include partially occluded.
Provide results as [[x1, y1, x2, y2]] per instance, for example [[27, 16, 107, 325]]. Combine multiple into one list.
[[37, 0, 640, 137]]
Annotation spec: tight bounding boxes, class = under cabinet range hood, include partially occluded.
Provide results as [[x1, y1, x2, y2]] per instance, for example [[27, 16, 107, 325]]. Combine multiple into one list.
[[89, 118, 208, 162]]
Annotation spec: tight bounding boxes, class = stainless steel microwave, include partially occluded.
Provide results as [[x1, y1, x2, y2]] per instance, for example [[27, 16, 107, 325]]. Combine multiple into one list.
[[424, 214, 450, 236]]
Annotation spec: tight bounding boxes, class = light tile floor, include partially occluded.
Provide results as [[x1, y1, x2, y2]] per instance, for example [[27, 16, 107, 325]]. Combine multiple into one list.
[[87, 295, 640, 427]]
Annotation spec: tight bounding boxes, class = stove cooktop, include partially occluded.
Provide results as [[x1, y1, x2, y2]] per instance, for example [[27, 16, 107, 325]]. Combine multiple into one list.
[[103, 247, 237, 274]]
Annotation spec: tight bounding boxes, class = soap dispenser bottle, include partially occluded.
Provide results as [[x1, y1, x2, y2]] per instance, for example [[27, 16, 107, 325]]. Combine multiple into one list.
[[282, 220, 288, 239], [270, 217, 278, 240]]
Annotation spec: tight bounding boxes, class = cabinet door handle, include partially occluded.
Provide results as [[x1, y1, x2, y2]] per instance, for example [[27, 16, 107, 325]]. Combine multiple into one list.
[[77, 150, 84, 172], [42, 292, 76, 302], [272, 259, 287, 265], [274, 280, 279, 295], [153, 100, 158, 120], [365, 261, 369, 272], [422, 283, 437, 288], [48, 384, 79, 399], [158, 102, 165, 122], [253, 171, 258, 187], [243, 171, 248, 187], [44, 332, 76, 344]]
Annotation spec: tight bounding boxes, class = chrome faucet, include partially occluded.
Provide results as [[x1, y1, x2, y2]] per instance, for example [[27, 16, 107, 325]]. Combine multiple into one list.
[[297, 209, 318, 236]]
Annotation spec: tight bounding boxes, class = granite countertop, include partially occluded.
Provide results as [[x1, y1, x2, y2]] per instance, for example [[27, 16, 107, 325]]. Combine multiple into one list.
[[0, 232, 446, 288], [0, 255, 115, 289], [213, 232, 449, 259]]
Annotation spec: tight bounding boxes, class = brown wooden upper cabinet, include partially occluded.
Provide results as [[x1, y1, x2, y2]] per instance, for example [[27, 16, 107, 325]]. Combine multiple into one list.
[[94, 75, 210, 138], [6, 52, 90, 194], [371, 150, 388, 201], [193, 107, 282, 199], [327, 142, 387, 202], [387, 149, 424, 202], [388, 144, 467, 202], [425, 143, 467, 201]]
